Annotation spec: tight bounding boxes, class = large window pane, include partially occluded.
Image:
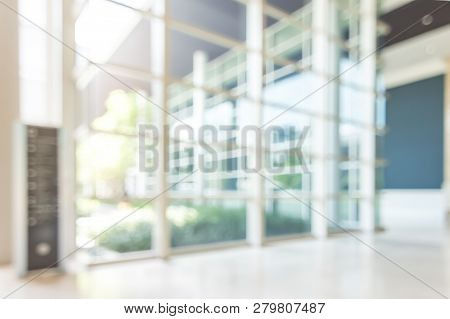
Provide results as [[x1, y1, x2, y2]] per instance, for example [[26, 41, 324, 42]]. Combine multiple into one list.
[[265, 199, 311, 237], [76, 72, 154, 259], [168, 200, 246, 247]]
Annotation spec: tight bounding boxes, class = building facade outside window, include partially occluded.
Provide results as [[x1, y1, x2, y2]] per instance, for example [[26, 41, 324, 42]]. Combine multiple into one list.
[[48, 0, 383, 262]]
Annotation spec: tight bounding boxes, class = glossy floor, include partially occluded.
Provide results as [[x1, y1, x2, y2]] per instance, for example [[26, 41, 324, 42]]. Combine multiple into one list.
[[1, 227, 449, 298]]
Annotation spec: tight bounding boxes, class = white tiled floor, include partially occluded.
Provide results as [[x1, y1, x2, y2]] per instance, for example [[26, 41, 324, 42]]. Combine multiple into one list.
[[1, 228, 449, 299]]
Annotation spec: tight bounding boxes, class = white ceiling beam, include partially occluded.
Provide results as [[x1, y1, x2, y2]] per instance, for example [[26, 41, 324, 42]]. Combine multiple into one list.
[[380, 0, 413, 14]]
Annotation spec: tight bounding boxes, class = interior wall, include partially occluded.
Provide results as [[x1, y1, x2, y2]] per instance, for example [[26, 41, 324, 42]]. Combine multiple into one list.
[[0, 0, 19, 265], [380, 189, 446, 230], [384, 75, 444, 189], [381, 75, 445, 230]]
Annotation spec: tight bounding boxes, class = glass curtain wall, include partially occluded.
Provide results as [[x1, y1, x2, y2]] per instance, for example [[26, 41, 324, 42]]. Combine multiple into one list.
[[332, 0, 383, 230], [74, 0, 156, 259], [72, 0, 381, 262], [262, 1, 313, 237], [166, 0, 249, 247]]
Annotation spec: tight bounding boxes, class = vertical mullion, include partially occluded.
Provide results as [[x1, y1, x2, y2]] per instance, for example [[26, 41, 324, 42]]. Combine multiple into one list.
[[246, 0, 265, 246], [193, 50, 207, 200], [327, 0, 340, 232], [151, 0, 170, 258], [311, 0, 329, 239], [359, 0, 377, 232], [311, 0, 339, 238], [60, 0, 77, 266]]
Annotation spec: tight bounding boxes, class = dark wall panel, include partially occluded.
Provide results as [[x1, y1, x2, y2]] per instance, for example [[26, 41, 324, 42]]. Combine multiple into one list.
[[384, 75, 444, 189]]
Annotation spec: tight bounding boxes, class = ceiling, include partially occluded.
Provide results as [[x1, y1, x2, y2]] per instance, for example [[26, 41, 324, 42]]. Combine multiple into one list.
[[380, 0, 450, 47], [382, 24, 450, 88], [380, 1, 450, 88]]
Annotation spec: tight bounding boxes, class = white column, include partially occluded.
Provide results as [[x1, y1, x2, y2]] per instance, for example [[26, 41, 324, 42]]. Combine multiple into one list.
[[444, 60, 450, 216], [193, 50, 207, 198], [60, 0, 77, 265], [0, 0, 19, 265], [326, 1, 339, 232], [151, 0, 170, 258], [311, 0, 338, 239], [246, 0, 265, 246], [359, 0, 377, 232], [47, 0, 63, 127]]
